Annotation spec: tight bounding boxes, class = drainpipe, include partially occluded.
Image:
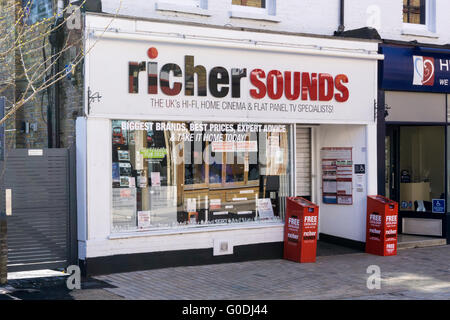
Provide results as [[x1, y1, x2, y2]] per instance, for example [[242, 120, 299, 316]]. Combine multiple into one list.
[[335, 0, 345, 35], [49, 0, 66, 148]]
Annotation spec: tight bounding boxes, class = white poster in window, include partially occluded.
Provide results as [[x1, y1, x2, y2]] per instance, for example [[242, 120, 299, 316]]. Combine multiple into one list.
[[211, 141, 235, 152], [321, 147, 353, 205], [269, 135, 279, 149], [138, 211, 151, 229], [322, 170, 337, 180], [148, 186, 177, 226], [336, 166, 353, 179], [275, 149, 284, 164], [356, 175, 364, 187], [337, 195, 353, 205], [151, 172, 161, 186], [138, 176, 147, 188], [321, 148, 352, 161], [186, 198, 197, 212], [236, 141, 258, 152], [210, 199, 221, 210], [356, 174, 364, 192], [323, 180, 337, 194], [112, 188, 137, 223], [257, 198, 274, 220], [337, 181, 352, 195], [128, 177, 136, 188]]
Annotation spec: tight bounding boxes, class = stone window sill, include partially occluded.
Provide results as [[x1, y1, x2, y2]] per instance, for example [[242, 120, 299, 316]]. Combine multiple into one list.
[[229, 9, 281, 23], [401, 23, 439, 39], [155, 2, 211, 17], [109, 221, 284, 240]]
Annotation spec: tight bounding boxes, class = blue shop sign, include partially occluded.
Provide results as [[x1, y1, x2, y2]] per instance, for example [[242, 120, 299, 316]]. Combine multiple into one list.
[[380, 45, 450, 93], [432, 199, 445, 213]]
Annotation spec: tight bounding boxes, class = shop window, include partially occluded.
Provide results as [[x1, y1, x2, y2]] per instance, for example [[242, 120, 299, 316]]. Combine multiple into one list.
[[399, 126, 444, 212], [22, 0, 53, 25], [447, 125, 450, 213], [111, 120, 291, 233], [447, 94, 450, 123], [403, 0, 425, 24]]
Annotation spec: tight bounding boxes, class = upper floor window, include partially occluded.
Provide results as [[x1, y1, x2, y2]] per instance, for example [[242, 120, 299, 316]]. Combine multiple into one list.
[[232, 0, 265, 9], [22, 0, 53, 25], [403, 0, 425, 24], [230, 0, 278, 21]]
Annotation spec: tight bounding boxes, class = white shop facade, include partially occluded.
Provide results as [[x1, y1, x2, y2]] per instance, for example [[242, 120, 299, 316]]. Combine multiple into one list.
[[76, 14, 382, 275]]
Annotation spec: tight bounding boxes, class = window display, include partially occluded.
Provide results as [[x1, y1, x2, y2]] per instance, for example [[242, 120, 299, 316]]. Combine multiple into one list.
[[321, 147, 353, 205], [111, 120, 291, 233], [399, 126, 445, 212]]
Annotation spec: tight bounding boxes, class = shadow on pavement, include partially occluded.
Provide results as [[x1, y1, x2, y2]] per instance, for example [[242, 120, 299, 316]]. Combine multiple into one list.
[[1, 276, 115, 300], [316, 240, 363, 257]]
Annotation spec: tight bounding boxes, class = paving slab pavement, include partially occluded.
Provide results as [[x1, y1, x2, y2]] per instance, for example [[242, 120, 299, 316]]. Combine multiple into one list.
[[91, 245, 450, 300], [1, 245, 449, 300]]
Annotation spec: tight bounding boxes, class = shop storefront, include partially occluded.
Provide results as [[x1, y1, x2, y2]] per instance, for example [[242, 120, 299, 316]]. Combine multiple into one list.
[[76, 14, 381, 275], [379, 44, 450, 243]]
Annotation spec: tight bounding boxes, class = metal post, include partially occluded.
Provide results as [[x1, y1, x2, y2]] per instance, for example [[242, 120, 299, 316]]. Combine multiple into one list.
[[0, 212, 7, 285]]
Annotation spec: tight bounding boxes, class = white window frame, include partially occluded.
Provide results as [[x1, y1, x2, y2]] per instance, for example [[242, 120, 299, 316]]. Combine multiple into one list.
[[230, 0, 280, 23], [402, 0, 438, 38], [155, 0, 211, 17]]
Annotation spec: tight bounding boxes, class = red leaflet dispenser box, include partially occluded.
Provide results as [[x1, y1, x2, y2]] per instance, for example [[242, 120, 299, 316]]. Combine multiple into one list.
[[366, 195, 398, 256], [284, 197, 319, 263]]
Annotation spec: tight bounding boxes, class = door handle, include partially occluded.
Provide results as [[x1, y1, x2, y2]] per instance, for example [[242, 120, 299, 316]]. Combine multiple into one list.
[[5, 189, 12, 216], [391, 172, 395, 190]]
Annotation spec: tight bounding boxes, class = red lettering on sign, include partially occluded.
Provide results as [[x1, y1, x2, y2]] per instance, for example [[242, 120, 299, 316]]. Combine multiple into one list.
[[318, 73, 334, 101], [334, 74, 349, 102], [250, 69, 266, 99], [267, 70, 284, 100]]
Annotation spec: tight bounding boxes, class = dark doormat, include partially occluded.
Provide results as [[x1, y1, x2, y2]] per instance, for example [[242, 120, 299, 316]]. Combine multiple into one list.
[[316, 240, 363, 256]]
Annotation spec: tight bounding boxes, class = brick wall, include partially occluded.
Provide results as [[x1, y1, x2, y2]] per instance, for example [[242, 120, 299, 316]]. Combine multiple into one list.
[[101, 0, 450, 45], [0, 0, 17, 153], [59, 27, 84, 149], [0, 0, 84, 150]]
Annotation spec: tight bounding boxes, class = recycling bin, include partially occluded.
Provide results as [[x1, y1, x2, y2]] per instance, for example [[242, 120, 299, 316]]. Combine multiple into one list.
[[366, 195, 398, 256], [283, 197, 319, 263]]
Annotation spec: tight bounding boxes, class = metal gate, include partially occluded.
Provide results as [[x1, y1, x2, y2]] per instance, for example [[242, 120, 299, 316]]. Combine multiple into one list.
[[1, 148, 77, 272]]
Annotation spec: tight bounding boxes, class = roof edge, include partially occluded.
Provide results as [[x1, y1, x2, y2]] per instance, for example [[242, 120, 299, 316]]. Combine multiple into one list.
[[85, 11, 382, 44]]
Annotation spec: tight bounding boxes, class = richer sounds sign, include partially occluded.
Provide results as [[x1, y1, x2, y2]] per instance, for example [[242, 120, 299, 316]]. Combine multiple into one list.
[[86, 21, 378, 124]]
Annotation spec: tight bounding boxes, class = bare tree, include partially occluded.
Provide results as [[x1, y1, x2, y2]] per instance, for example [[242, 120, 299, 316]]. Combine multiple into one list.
[[0, 0, 122, 285]]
